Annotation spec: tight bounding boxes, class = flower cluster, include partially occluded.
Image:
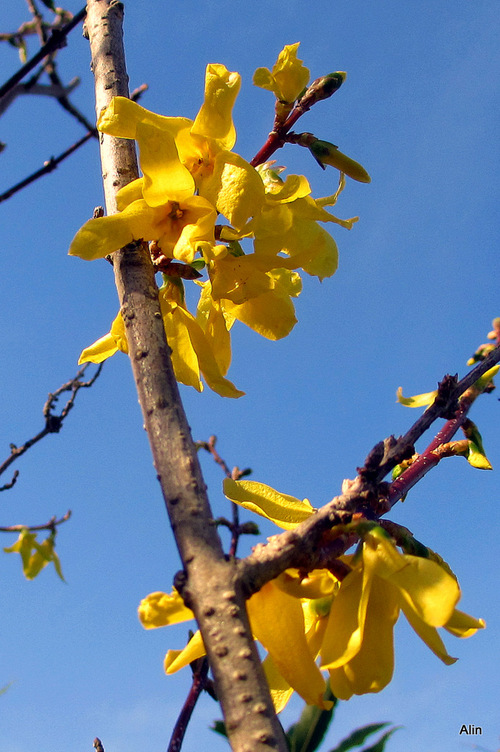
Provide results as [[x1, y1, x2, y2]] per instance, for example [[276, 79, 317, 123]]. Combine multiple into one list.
[[69, 46, 362, 396], [138, 479, 484, 710]]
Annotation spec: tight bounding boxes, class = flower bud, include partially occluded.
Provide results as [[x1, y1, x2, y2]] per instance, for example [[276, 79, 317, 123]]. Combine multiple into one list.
[[309, 138, 371, 183], [299, 71, 347, 107]]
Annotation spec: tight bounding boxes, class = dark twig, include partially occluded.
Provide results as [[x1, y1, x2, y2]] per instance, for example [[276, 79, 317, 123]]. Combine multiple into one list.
[[0, 6, 86, 102], [0, 363, 103, 490], [24, 0, 96, 133], [0, 509, 71, 533], [0, 129, 95, 203], [167, 658, 210, 752], [196, 435, 252, 556], [0, 82, 147, 204]]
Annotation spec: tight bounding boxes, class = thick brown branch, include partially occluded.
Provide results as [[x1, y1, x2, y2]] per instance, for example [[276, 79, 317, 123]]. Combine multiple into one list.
[[84, 2, 287, 750]]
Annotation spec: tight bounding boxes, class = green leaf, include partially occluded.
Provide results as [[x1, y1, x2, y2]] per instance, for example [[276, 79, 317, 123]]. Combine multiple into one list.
[[328, 723, 390, 752], [40, 0, 57, 11], [286, 688, 337, 752], [359, 727, 401, 752], [210, 720, 228, 739], [462, 421, 492, 470]]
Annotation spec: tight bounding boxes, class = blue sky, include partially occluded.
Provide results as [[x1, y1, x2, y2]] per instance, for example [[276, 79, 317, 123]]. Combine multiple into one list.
[[0, 1, 499, 751]]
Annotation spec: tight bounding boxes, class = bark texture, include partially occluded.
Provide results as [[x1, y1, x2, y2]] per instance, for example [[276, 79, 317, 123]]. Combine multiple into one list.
[[84, 2, 288, 749]]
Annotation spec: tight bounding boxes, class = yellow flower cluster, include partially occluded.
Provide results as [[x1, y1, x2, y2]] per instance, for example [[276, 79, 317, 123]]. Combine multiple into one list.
[[138, 480, 484, 711], [69, 47, 359, 396]]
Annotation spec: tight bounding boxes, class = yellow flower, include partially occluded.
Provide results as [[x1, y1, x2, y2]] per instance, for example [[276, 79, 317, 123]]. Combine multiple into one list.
[[95, 65, 264, 230], [320, 528, 485, 699], [199, 270, 300, 342], [253, 43, 310, 103], [139, 576, 333, 712], [224, 480, 485, 701], [244, 165, 358, 282], [78, 284, 244, 398], [69, 192, 216, 263]]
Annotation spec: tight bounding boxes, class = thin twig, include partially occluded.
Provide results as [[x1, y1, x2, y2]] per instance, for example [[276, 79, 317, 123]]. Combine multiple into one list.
[[0, 510, 71, 533], [0, 130, 95, 203], [197, 435, 252, 556], [0, 363, 103, 490], [0, 82, 146, 204], [167, 658, 210, 752], [0, 6, 86, 101]]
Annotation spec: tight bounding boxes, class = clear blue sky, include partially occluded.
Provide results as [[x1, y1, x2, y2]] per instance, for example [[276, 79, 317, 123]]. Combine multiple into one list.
[[1, 1, 499, 751]]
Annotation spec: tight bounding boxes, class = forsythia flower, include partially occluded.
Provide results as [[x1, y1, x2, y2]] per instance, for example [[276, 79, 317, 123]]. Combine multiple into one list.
[[69, 49, 361, 396], [139, 576, 333, 713], [253, 42, 310, 103], [221, 479, 485, 703]]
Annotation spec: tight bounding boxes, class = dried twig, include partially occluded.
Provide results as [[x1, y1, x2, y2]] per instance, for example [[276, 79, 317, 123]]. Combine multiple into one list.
[[0, 509, 71, 533], [0, 82, 146, 204], [0, 363, 103, 491], [0, 6, 86, 102]]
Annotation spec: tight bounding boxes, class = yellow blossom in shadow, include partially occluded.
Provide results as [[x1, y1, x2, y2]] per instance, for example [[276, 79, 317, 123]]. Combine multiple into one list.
[[224, 480, 485, 702]]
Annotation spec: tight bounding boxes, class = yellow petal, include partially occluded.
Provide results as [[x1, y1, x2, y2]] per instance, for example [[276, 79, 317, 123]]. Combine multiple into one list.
[[262, 653, 295, 713], [275, 569, 337, 600], [396, 386, 438, 407], [401, 603, 457, 665], [223, 479, 315, 529], [277, 221, 339, 281], [78, 312, 128, 364], [221, 285, 298, 340], [69, 200, 169, 260], [201, 151, 265, 230], [196, 286, 233, 376], [364, 533, 461, 627], [138, 590, 194, 629], [116, 178, 145, 211], [264, 173, 311, 203], [320, 567, 371, 670], [161, 301, 203, 392], [172, 306, 244, 398], [136, 121, 195, 205], [164, 631, 206, 674], [248, 582, 331, 709], [328, 577, 397, 698], [253, 43, 310, 103], [445, 609, 485, 638], [191, 64, 241, 150], [98, 96, 192, 140], [210, 254, 273, 304], [160, 292, 242, 396]]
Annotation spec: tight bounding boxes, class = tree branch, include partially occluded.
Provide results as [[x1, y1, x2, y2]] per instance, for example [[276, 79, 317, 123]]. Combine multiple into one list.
[[238, 345, 500, 597], [84, 2, 288, 750], [0, 7, 86, 102], [0, 363, 102, 489]]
